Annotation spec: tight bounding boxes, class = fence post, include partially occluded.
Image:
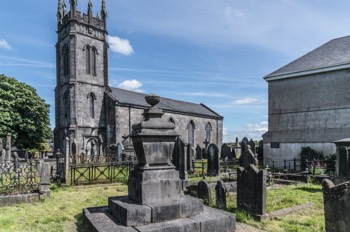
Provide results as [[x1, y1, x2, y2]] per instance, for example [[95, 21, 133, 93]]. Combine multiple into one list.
[[284, 160, 287, 170]]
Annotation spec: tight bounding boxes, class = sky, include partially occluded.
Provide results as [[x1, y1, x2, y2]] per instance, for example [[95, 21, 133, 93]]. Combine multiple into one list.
[[1, 0, 350, 142]]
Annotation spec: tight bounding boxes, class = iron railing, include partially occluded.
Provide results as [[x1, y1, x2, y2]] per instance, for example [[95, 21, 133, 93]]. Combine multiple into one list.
[[0, 159, 40, 195], [70, 161, 135, 185]]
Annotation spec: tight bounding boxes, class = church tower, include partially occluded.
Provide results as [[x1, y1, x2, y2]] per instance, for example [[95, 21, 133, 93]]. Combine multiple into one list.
[[54, 0, 109, 157]]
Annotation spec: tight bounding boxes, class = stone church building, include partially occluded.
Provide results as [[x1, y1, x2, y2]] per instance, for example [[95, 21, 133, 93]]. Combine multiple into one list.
[[53, 0, 223, 158], [263, 35, 350, 167]]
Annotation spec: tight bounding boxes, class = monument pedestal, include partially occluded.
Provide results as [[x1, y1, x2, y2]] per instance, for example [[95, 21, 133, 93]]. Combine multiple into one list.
[[82, 94, 236, 231]]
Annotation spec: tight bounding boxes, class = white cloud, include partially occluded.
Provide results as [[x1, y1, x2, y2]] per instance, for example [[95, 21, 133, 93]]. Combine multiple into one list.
[[107, 35, 134, 56], [232, 98, 257, 105], [0, 39, 12, 50], [118, 79, 143, 92], [223, 121, 268, 143]]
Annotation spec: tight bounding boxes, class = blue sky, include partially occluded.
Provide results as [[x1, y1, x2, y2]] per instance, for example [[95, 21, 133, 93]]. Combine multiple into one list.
[[1, 0, 350, 142]]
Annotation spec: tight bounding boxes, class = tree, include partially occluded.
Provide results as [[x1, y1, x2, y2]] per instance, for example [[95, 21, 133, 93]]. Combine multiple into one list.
[[0, 74, 51, 150]]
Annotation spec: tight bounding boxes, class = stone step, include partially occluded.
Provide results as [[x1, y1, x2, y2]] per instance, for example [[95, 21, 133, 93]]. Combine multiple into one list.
[[108, 195, 204, 227], [83, 205, 236, 232]]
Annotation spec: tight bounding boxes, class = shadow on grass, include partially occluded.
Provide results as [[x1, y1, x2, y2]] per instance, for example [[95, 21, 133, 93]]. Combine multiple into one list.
[[296, 186, 322, 193], [75, 213, 84, 232]]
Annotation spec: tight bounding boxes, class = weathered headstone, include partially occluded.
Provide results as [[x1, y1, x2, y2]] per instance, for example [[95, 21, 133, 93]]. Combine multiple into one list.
[[187, 143, 194, 173], [249, 139, 256, 154], [216, 180, 226, 209], [207, 143, 219, 176], [221, 143, 233, 160], [198, 180, 211, 205], [322, 179, 350, 232], [117, 143, 123, 161], [258, 140, 263, 160], [333, 139, 350, 183], [239, 137, 257, 168], [5, 133, 11, 161], [172, 137, 188, 179], [232, 148, 237, 159], [39, 162, 51, 196], [0, 139, 3, 164], [195, 144, 202, 160], [237, 164, 267, 220]]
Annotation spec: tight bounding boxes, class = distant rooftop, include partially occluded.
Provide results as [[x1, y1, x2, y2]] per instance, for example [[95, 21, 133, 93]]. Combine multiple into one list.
[[110, 87, 222, 119], [265, 35, 350, 80]]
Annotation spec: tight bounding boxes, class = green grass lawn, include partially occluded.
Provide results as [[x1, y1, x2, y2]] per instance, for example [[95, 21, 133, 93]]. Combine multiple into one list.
[[226, 184, 325, 232], [0, 184, 128, 232], [0, 182, 325, 232]]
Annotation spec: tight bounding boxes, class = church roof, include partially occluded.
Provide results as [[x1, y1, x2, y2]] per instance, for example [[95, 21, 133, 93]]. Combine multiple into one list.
[[110, 87, 223, 119], [265, 35, 350, 81]]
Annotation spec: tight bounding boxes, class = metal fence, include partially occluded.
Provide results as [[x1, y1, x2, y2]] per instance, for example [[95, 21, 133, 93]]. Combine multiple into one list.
[[0, 159, 40, 195], [70, 161, 135, 185]]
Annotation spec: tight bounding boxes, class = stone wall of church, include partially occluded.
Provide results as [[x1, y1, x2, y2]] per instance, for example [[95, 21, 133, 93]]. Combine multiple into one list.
[[263, 69, 350, 167], [116, 106, 223, 150]]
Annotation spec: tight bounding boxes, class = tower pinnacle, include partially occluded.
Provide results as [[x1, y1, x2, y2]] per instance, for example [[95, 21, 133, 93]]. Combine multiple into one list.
[[101, 0, 107, 21], [88, 0, 93, 19]]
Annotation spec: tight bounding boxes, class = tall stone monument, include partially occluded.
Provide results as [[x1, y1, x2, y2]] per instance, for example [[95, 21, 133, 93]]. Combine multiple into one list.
[[83, 94, 236, 231]]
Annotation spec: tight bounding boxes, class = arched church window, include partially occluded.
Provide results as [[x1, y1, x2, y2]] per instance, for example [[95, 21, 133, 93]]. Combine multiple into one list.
[[88, 92, 96, 118], [63, 45, 69, 75], [205, 122, 212, 143], [86, 46, 91, 74], [188, 120, 195, 146], [92, 47, 97, 76], [85, 45, 97, 76]]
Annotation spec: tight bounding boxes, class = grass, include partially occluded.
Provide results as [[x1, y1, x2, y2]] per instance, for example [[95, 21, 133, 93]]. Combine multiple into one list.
[[0, 183, 128, 232], [0, 181, 326, 232], [225, 183, 325, 232]]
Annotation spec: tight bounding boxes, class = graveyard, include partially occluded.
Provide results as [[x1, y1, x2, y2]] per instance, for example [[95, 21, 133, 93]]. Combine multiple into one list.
[[2, 1, 350, 232], [0, 94, 340, 232]]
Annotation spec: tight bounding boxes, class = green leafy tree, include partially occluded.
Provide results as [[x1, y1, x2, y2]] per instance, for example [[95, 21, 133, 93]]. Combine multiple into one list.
[[0, 74, 51, 150]]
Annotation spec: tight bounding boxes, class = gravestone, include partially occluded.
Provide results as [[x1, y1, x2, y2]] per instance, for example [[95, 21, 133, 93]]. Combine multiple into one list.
[[231, 148, 237, 159], [109, 144, 118, 162], [333, 139, 350, 183], [83, 94, 236, 232], [195, 145, 202, 160], [5, 133, 11, 161], [0, 139, 3, 164], [322, 179, 350, 232], [187, 144, 194, 173], [172, 137, 188, 179], [249, 139, 256, 154], [207, 144, 219, 176], [216, 180, 226, 209], [221, 143, 233, 160], [117, 143, 124, 161], [39, 162, 51, 196], [237, 164, 267, 220], [198, 180, 211, 205], [257, 140, 263, 160], [239, 138, 257, 168]]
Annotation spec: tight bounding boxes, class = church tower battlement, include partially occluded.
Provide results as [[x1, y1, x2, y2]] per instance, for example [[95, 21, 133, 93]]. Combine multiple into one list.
[[54, 0, 110, 158]]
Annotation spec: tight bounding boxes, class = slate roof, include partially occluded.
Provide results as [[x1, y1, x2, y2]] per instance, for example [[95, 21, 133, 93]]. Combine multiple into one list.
[[265, 35, 350, 79], [110, 87, 222, 119]]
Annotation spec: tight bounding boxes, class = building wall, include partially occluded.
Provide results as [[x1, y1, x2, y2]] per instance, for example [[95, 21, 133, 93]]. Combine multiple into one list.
[[263, 142, 336, 168], [116, 106, 223, 150], [263, 69, 350, 164]]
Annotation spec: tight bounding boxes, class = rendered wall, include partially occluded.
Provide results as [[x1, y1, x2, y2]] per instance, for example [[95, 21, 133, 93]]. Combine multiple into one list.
[[264, 69, 350, 165]]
